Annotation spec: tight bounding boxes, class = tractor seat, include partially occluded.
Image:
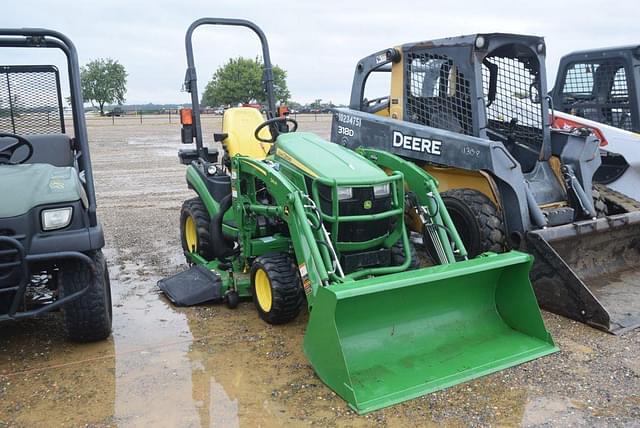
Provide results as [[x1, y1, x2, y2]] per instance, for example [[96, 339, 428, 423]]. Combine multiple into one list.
[[4, 134, 74, 167], [221, 107, 272, 159]]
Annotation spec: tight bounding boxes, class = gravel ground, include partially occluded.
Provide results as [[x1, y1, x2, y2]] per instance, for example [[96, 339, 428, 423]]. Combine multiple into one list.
[[0, 114, 638, 427]]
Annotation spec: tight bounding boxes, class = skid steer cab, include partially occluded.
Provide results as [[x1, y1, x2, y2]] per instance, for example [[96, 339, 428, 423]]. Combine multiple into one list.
[[336, 32, 640, 334], [550, 44, 640, 201], [158, 18, 557, 414], [0, 29, 112, 342]]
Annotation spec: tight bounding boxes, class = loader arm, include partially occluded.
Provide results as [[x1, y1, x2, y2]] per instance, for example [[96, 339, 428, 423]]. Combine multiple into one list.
[[356, 147, 467, 261]]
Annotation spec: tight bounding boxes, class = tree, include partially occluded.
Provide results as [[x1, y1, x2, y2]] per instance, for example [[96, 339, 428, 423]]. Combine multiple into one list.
[[310, 99, 323, 109], [201, 56, 290, 108], [81, 58, 127, 115], [287, 100, 303, 111]]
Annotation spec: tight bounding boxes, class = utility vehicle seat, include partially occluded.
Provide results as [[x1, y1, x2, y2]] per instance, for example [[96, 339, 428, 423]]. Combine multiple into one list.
[[4, 134, 74, 167], [221, 107, 272, 159]]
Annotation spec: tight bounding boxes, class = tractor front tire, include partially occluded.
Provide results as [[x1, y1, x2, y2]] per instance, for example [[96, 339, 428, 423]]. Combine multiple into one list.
[[250, 253, 304, 325], [61, 250, 113, 342], [180, 197, 214, 261], [441, 188, 506, 257]]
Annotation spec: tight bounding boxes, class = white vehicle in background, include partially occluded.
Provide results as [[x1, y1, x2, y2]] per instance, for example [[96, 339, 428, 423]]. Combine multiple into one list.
[[550, 44, 640, 202], [552, 111, 640, 202]]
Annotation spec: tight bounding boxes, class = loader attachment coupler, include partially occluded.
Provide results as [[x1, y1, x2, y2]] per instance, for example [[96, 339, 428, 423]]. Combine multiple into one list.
[[304, 251, 557, 414], [527, 211, 640, 334]]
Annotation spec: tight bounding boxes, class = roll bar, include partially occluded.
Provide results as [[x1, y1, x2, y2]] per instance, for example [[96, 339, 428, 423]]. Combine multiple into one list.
[[183, 18, 278, 157]]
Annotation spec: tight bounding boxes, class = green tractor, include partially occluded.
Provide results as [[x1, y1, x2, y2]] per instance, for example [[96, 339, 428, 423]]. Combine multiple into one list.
[[159, 18, 557, 414], [0, 29, 112, 341]]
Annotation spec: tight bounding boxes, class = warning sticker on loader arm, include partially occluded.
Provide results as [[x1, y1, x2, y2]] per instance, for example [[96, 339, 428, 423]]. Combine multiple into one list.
[[299, 263, 312, 295]]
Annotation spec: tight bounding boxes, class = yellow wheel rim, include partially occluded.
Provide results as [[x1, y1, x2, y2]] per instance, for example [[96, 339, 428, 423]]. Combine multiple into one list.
[[254, 268, 272, 312], [184, 215, 198, 252]]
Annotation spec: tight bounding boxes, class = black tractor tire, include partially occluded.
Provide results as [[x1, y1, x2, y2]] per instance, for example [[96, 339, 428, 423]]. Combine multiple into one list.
[[60, 250, 112, 342], [225, 290, 239, 309], [180, 197, 214, 261], [250, 253, 304, 325], [391, 236, 421, 270], [592, 187, 608, 218], [441, 188, 506, 257]]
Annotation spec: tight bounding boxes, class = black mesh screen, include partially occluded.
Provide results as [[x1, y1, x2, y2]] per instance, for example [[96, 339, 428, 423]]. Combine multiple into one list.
[[560, 60, 632, 131], [0, 66, 65, 135], [404, 52, 473, 135], [481, 56, 543, 148]]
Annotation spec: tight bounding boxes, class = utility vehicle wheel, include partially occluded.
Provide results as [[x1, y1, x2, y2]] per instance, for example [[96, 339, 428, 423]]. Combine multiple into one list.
[[592, 188, 608, 218], [61, 250, 112, 342], [180, 197, 214, 260], [391, 237, 420, 269], [250, 253, 304, 325], [441, 188, 505, 257]]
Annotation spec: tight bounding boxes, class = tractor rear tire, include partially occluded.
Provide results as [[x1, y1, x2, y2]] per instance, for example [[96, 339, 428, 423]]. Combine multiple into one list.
[[180, 197, 214, 261], [391, 237, 420, 269], [61, 250, 113, 342], [441, 188, 506, 257], [250, 253, 304, 325]]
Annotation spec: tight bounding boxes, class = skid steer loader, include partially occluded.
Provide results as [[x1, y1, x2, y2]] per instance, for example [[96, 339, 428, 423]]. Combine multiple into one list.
[[550, 44, 640, 202], [333, 33, 640, 334], [157, 19, 557, 414]]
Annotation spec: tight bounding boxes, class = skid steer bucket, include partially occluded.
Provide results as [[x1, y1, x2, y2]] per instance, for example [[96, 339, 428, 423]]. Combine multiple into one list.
[[527, 211, 640, 334], [304, 251, 557, 414]]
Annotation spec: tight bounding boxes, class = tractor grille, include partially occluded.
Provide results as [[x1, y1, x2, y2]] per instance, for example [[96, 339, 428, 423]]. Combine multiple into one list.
[[0, 65, 65, 135], [559, 60, 632, 131], [317, 185, 392, 243], [482, 55, 544, 149], [404, 52, 474, 135]]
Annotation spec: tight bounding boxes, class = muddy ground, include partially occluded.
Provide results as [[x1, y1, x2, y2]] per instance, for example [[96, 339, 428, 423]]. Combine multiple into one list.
[[0, 114, 638, 427]]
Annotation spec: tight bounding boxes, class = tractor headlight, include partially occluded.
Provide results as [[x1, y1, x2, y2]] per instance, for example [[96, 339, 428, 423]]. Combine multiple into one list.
[[373, 183, 390, 198], [42, 207, 73, 231], [337, 187, 353, 200]]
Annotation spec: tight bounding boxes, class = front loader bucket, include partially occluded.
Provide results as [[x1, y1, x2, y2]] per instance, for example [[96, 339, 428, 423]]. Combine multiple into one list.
[[304, 251, 557, 414], [527, 211, 640, 334]]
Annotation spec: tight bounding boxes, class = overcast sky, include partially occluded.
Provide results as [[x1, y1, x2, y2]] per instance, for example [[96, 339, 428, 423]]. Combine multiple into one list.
[[2, 0, 638, 105]]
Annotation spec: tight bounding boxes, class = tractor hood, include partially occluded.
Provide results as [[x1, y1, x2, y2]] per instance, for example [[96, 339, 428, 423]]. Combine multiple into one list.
[[0, 164, 85, 218], [274, 132, 386, 181]]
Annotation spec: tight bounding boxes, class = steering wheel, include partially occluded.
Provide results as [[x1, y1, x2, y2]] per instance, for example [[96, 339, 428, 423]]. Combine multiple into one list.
[[0, 133, 34, 165], [254, 117, 298, 143]]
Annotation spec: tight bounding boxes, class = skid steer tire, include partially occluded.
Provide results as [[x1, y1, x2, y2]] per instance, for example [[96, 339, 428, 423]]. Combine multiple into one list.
[[61, 250, 113, 342], [180, 197, 214, 261], [441, 188, 505, 257], [250, 253, 304, 325], [592, 188, 608, 218], [391, 237, 420, 270]]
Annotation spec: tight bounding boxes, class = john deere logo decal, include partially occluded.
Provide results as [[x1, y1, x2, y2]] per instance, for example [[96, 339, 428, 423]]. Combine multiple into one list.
[[363, 200, 372, 210], [49, 179, 65, 190]]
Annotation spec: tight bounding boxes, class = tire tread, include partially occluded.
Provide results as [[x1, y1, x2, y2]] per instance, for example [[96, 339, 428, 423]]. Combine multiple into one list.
[[251, 253, 304, 325], [61, 250, 112, 342]]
